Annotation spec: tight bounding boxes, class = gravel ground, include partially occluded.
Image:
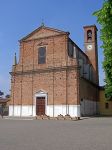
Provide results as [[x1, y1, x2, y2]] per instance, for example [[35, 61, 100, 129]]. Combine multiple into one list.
[[0, 117, 112, 150]]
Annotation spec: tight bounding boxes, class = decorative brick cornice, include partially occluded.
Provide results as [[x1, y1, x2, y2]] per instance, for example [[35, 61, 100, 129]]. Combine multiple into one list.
[[10, 65, 80, 76]]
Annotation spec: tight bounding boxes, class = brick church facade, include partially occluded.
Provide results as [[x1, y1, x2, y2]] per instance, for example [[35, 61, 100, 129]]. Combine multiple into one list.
[[9, 24, 99, 117]]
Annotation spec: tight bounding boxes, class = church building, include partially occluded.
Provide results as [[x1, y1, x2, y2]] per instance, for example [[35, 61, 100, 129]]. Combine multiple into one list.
[[9, 24, 99, 117]]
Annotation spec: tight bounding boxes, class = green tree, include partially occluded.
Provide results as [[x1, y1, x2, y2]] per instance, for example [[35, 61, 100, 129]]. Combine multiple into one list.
[[0, 90, 4, 98], [93, 0, 112, 100]]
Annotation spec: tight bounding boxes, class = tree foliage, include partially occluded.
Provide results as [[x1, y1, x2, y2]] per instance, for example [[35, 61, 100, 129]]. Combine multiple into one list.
[[0, 90, 4, 97], [93, 0, 112, 100], [5, 94, 10, 99]]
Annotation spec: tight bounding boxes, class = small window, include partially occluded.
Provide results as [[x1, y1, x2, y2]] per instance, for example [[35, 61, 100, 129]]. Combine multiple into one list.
[[38, 47, 46, 64], [105, 103, 109, 109], [87, 30, 92, 41], [68, 41, 74, 57]]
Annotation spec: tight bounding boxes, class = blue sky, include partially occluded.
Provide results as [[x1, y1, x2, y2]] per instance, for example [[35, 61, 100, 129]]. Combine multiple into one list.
[[0, 0, 104, 95]]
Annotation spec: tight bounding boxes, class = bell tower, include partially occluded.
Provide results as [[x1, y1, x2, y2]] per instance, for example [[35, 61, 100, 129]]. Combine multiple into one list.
[[83, 25, 99, 85]]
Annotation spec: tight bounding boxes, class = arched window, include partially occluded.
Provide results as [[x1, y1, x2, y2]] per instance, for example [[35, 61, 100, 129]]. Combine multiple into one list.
[[87, 30, 92, 41], [38, 47, 46, 64]]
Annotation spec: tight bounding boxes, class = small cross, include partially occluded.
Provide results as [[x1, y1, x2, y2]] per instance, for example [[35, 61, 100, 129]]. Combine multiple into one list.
[[41, 19, 44, 27]]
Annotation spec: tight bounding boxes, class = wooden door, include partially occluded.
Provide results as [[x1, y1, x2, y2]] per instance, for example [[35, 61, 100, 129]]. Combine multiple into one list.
[[36, 97, 45, 115]]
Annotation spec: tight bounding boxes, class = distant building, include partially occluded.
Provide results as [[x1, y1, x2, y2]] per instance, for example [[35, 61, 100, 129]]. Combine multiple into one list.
[[99, 86, 112, 116], [9, 24, 99, 117], [0, 98, 10, 116]]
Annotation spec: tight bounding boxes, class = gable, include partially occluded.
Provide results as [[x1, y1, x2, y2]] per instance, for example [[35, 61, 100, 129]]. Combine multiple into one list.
[[20, 26, 68, 42]]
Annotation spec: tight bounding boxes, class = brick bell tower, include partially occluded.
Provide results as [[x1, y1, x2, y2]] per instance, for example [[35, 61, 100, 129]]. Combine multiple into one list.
[[83, 25, 99, 85]]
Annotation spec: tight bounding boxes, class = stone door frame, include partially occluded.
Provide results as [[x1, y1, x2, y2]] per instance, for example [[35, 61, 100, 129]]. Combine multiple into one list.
[[35, 90, 48, 116]]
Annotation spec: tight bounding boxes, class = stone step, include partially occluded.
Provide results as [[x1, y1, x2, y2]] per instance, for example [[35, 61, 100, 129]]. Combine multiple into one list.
[[3, 116, 36, 120], [36, 115, 50, 120], [64, 114, 72, 120], [57, 114, 65, 120], [49, 117, 58, 120], [2, 116, 80, 121]]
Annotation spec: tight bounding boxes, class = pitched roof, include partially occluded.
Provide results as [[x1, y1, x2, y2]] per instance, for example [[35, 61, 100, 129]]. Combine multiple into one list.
[[83, 25, 98, 31], [20, 25, 69, 42]]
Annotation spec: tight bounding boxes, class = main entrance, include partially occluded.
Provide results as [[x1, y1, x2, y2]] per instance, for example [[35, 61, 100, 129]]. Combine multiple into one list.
[[36, 97, 45, 115]]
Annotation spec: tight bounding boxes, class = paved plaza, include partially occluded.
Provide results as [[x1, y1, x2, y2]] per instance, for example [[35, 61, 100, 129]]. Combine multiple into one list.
[[0, 117, 112, 150]]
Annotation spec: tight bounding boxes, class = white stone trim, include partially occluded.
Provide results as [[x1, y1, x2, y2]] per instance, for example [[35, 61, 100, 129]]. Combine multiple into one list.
[[9, 99, 98, 117], [9, 104, 80, 117], [9, 105, 35, 117], [46, 105, 80, 117]]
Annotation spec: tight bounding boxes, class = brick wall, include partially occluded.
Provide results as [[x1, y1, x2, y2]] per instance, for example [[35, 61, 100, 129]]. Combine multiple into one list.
[[10, 27, 79, 107]]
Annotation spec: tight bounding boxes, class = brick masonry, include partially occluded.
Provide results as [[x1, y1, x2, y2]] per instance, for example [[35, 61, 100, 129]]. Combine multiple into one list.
[[9, 25, 99, 117], [10, 28, 79, 105]]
